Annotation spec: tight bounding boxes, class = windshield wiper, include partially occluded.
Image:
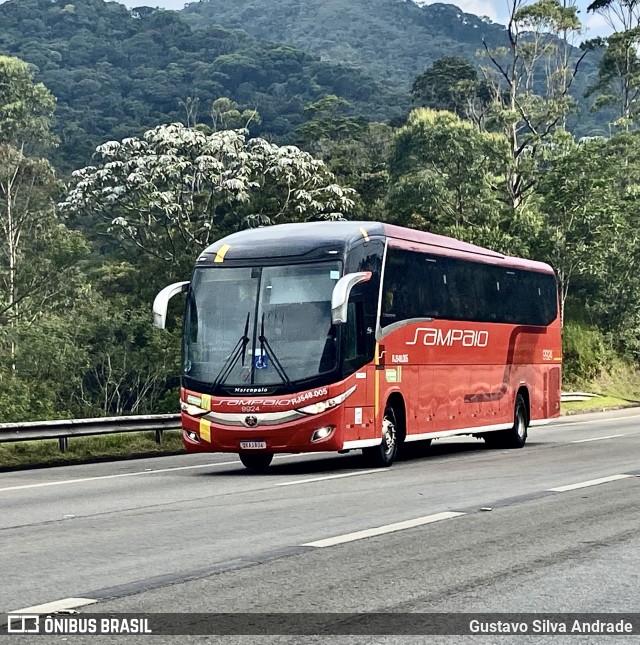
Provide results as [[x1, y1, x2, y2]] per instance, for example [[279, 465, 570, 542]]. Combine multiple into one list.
[[212, 311, 251, 389], [256, 312, 293, 389]]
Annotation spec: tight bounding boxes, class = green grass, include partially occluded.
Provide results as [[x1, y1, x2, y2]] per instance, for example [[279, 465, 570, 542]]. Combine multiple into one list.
[[561, 353, 640, 416], [0, 431, 184, 469], [561, 396, 637, 415]]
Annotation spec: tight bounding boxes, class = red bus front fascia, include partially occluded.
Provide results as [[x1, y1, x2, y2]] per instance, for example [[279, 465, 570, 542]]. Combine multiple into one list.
[[180, 375, 372, 453]]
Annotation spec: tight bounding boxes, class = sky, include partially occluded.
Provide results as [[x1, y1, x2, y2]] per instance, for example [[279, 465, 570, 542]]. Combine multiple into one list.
[[420, 0, 611, 37], [117, 0, 612, 39]]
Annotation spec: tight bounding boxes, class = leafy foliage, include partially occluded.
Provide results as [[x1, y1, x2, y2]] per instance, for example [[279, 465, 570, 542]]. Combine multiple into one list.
[[585, 29, 640, 124], [60, 123, 355, 266], [411, 56, 492, 126], [183, 0, 606, 137], [4, 1, 640, 421], [183, 0, 510, 91], [386, 108, 518, 252], [536, 138, 623, 321], [0, 54, 56, 148], [562, 320, 611, 383], [0, 0, 392, 171], [0, 54, 89, 416]]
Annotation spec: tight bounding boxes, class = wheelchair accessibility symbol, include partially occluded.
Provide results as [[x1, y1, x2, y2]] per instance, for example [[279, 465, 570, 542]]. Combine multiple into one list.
[[254, 355, 269, 370]]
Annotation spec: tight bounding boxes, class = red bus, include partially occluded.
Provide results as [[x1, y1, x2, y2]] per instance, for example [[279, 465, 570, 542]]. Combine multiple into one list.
[[153, 221, 561, 470]]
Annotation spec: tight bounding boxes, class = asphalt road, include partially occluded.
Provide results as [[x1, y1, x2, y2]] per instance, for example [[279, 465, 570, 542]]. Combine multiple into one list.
[[1, 407, 639, 642]]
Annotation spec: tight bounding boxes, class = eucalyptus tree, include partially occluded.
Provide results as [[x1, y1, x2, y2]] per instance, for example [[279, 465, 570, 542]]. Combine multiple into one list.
[[0, 56, 88, 374], [480, 0, 585, 212], [585, 0, 640, 126]]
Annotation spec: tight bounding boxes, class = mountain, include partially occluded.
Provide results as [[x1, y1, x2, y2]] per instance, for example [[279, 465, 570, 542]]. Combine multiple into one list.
[[0, 0, 396, 170], [182, 0, 507, 88], [0, 0, 609, 173], [182, 0, 605, 135]]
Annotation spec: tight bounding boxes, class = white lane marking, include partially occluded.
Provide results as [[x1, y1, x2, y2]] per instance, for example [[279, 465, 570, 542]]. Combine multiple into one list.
[[0, 461, 240, 492], [552, 415, 640, 428], [303, 511, 464, 548], [9, 597, 97, 614], [571, 434, 625, 444], [0, 454, 306, 493], [275, 469, 386, 487], [548, 474, 633, 492]]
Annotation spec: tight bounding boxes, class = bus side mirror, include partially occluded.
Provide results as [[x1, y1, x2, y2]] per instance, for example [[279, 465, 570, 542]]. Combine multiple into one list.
[[331, 272, 371, 325], [153, 281, 189, 329]]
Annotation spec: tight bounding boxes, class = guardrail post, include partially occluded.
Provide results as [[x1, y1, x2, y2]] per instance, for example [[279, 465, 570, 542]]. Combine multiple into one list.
[[58, 437, 68, 453], [155, 429, 163, 444]]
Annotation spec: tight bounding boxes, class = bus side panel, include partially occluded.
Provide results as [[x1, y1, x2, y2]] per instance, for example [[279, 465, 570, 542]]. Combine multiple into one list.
[[417, 365, 434, 432], [343, 366, 377, 443], [378, 319, 561, 436], [509, 326, 562, 423], [546, 366, 561, 418]]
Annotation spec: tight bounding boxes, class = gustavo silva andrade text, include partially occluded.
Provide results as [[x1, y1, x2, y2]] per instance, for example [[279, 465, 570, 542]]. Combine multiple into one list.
[[469, 619, 633, 634]]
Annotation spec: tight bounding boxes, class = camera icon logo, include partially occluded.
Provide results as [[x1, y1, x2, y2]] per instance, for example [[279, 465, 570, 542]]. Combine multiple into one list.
[[7, 615, 40, 633]]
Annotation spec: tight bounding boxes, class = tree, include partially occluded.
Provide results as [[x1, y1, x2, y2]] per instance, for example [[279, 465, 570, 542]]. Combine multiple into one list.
[[0, 55, 56, 148], [210, 97, 261, 131], [0, 56, 88, 374], [67, 265, 179, 417], [411, 56, 492, 127], [386, 109, 516, 252], [575, 132, 640, 353], [314, 121, 394, 221], [481, 0, 585, 212], [585, 0, 640, 125], [60, 123, 355, 270], [535, 138, 622, 322], [296, 95, 368, 149]]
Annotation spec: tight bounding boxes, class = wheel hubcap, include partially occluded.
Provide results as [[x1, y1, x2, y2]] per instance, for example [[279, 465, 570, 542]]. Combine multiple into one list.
[[382, 417, 396, 455], [516, 411, 526, 439]]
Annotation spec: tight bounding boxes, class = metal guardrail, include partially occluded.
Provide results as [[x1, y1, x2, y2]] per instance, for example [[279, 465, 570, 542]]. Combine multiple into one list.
[[0, 394, 603, 454], [560, 392, 598, 403], [0, 414, 181, 453]]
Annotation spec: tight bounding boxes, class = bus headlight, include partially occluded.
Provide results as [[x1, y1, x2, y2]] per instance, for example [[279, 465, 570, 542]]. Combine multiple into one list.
[[311, 426, 335, 442], [180, 401, 208, 417], [297, 386, 356, 415]]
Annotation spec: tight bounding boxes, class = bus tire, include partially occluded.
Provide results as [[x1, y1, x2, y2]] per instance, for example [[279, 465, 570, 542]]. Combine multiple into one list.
[[239, 452, 273, 471], [485, 394, 528, 449], [363, 405, 398, 467]]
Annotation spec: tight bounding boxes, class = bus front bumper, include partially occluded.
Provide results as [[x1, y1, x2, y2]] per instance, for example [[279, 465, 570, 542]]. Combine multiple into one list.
[[180, 408, 345, 454]]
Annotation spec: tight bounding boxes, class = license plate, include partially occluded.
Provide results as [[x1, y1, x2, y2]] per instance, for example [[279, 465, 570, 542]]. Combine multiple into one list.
[[240, 440, 267, 450]]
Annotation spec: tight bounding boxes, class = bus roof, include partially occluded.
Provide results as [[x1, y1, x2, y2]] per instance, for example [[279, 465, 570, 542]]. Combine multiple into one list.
[[198, 221, 385, 264], [198, 221, 554, 274], [381, 224, 553, 273]]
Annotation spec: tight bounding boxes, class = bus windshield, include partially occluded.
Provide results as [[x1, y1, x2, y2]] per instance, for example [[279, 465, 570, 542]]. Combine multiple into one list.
[[183, 262, 342, 388]]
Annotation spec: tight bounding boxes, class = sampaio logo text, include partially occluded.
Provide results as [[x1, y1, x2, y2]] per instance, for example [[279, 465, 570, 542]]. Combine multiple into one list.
[[407, 328, 489, 348]]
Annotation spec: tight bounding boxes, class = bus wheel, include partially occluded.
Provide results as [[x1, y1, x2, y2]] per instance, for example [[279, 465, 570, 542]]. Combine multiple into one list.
[[363, 405, 398, 467], [239, 452, 273, 471], [485, 394, 528, 449]]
